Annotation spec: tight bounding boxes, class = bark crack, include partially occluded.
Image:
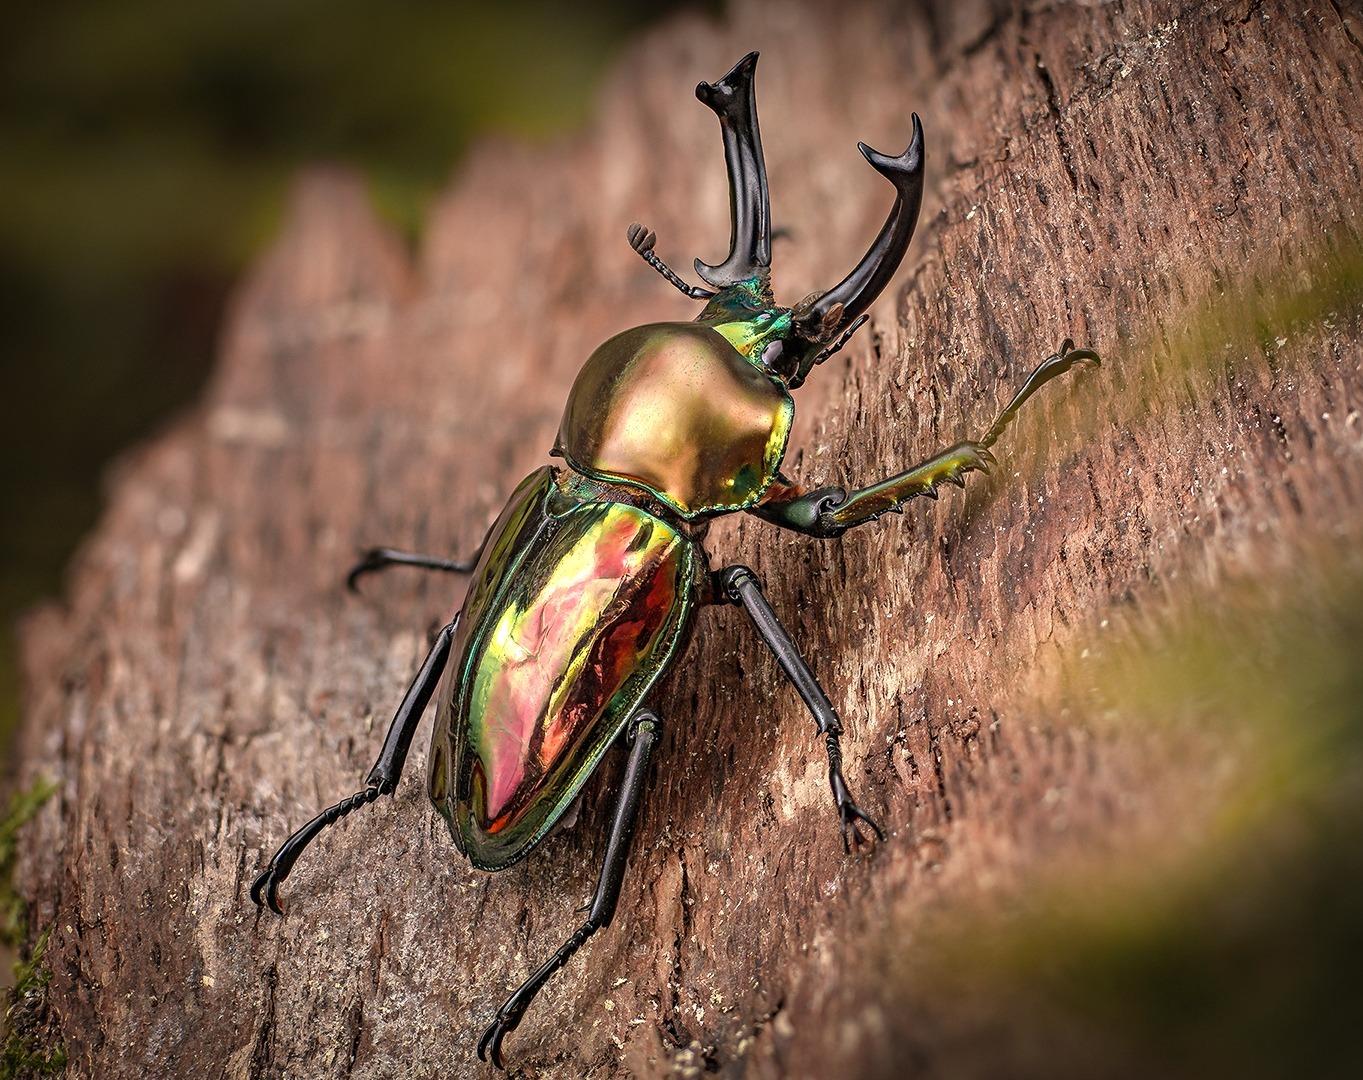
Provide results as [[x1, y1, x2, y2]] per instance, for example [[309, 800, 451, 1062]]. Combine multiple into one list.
[[248, 964, 278, 1079], [662, 847, 693, 1051], [1034, 52, 1080, 194], [962, 10, 1010, 57], [1329, 0, 1363, 55], [928, 720, 954, 824]]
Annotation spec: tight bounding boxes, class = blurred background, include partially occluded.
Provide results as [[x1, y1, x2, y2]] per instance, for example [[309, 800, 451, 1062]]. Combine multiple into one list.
[[0, 0, 690, 769]]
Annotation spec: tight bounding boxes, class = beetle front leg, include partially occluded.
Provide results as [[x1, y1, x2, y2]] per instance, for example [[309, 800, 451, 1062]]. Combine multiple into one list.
[[754, 340, 1099, 537], [479, 710, 661, 1070], [717, 566, 883, 852], [755, 442, 997, 538]]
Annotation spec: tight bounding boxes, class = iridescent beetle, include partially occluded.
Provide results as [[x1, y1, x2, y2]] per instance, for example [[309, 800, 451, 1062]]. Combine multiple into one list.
[[250, 52, 1098, 1068]]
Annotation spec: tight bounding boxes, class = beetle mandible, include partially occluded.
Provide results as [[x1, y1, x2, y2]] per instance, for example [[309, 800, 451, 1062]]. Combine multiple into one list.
[[249, 51, 1099, 1069]]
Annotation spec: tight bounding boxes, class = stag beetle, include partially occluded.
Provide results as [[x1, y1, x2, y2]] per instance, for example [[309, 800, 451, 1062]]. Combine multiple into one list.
[[250, 51, 1099, 1068]]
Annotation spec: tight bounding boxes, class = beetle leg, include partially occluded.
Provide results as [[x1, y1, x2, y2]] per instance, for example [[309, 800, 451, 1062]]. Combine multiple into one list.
[[752, 340, 1100, 537], [345, 542, 485, 593], [249, 618, 457, 914], [976, 338, 1100, 450], [478, 710, 661, 1070], [717, 566, 884, 852]]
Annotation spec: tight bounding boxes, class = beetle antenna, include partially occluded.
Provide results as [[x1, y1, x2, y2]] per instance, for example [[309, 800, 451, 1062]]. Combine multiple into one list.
[[627, 223, 715, 300]]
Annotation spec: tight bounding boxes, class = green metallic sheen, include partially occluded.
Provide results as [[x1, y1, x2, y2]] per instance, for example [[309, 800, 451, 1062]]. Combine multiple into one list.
[[707, 307, 792, 359], [426, 467, 701, 871], [557, 319, 794, 519]]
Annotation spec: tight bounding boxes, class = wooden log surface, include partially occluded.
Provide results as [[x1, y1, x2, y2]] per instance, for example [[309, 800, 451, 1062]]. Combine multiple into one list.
[[12, 0, 1363, 1076]]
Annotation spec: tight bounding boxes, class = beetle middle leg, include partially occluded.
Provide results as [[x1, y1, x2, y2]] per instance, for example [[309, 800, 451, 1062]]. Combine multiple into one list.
[[478, 709, 661, 1070], [716, 566, 884, 852], [345, 540, 486, 593], [249, 616, 458, 913]]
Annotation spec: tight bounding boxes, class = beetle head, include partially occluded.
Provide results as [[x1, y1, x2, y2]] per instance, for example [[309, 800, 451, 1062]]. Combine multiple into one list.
[[692, 55, 927, 389], [695, 278, 799, 378]]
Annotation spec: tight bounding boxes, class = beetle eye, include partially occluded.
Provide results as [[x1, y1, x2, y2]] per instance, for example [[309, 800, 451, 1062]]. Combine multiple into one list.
[[760, 338, 786, 370]]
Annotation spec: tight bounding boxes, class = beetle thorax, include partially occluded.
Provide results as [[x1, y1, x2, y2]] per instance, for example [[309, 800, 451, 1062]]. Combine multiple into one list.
[[556, 321, 794, 519]]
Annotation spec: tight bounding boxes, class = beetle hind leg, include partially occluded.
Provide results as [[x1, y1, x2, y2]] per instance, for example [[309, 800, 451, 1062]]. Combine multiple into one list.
[[249, 618, 457, 914], [478, 709, 661, 1070]]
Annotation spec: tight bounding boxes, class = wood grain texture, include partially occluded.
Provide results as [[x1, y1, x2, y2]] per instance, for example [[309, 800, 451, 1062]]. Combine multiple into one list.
[[12, 1, 1363, 1076]]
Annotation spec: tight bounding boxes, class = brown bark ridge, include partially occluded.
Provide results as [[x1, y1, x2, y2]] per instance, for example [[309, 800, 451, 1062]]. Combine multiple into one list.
[[12, 1, 1363, 1077]]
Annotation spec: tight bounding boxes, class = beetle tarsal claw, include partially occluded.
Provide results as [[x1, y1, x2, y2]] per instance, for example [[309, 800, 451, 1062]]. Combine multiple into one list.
[[943, 443, 995, 484], [345, 547, 399, 593], [477, 1016, 516, 1070], [249, 866, 286, 916], [838, 799, 885, 854]]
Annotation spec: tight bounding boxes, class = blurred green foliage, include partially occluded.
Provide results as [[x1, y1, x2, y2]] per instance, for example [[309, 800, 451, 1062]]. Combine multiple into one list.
[[888, 544, 1363, 1079], [0, 782, 58, 1069], [1, 928, 64, 1079], [0, 780, 55, 949], [0, 0, 686, 765], [870, 230, 1363, 1077]]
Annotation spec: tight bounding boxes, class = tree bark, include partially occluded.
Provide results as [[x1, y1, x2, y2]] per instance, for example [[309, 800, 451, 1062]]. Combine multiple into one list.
[[12, 1, 1363, 1077]]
